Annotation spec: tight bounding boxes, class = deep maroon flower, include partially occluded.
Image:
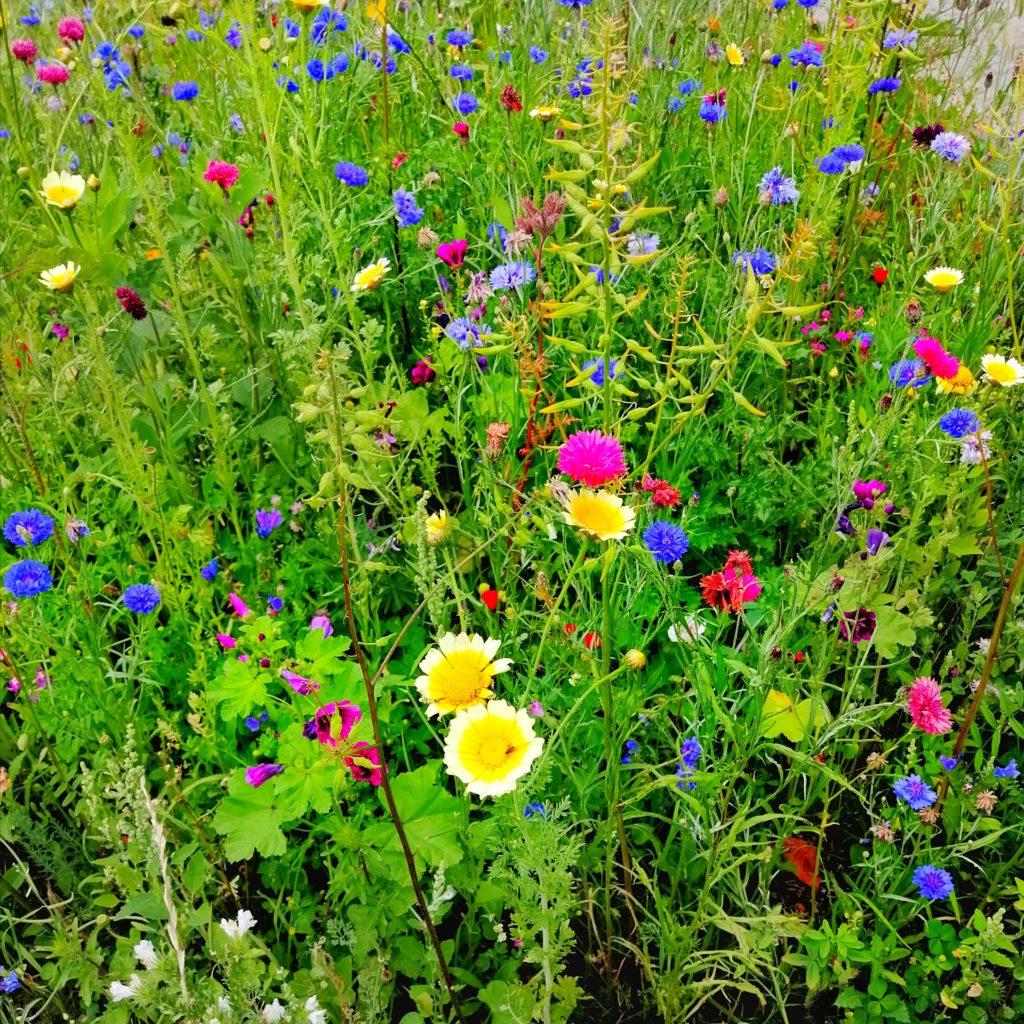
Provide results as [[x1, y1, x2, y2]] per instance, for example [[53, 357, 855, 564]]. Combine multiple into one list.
[[116, 287, 148, 320], [838, 608, 876, 643], [500, 84, 523, 112], [912, 122, 944, 147]]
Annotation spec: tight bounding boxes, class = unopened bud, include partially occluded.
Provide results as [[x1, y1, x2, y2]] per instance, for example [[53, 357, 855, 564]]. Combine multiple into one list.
[[624, 648, 646, 670], [714, 186, 729, 206], [87, 174, 101, 191]]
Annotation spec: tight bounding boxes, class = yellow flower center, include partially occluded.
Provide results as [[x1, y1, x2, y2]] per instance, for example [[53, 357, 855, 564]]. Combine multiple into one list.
[[47, 269, 75, 290], [927, 271, 960, 291], [569, 493, 626, 538], [987, 361, 1018, 385], [458, 717, 529, 782], [355, 265, 386, 290], [428, 649, 494, 711], [46, 184, 79, 206]]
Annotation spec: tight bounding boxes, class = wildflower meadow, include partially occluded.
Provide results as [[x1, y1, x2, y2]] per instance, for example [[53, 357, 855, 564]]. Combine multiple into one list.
[[3, 0, 1024, 1021]]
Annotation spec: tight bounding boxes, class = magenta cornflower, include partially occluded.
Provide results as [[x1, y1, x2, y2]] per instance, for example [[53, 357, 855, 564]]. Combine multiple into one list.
[[913, 335, 959, 379], [12, 39, 38, 62], [907, 676, 953, 734], [37, 63, 70, 85], [557, 430, 628, 487], [57, 17, 85, 41], [204, 159, 240, 191]]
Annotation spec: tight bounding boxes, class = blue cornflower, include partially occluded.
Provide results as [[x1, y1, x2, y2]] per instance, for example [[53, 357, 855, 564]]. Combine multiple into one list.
[[529, 46, 548, 64], [698, 100, 726, 123], [817, 151, 848, 174], [335, 161, 368, 186], [229, 113, 244, 132], [677, 79, 702, 95], [938, 408, 981, 439], [255, 509, 283, 538], [788, 41, 823, 67], [676, 737, 702, 789], [889, 358, 930, 387], [267, 595, 283, 613], [667, 96, 685, 112], [65, 519, 90, 543], [104, 60, 131, 91], [306, 59, 327, 82], [3, 560, 52, 599], [487, 222, 508, 249], [769, 54, 782, 66], [446, 28, 473, 47], [20, 6, 40, 25], [994, 759, 1019, 779], [200, 558, 219, 581], [445, 317, 489, 349], [797, 0, 819, 6], [868, 76, 901, 94], [589, 266, 621, 285], [643, 521, 689, 564], [331, 52, 350, 75], [489, 261, 536, 291], [387, 29, 410, 54], [621, 739, 639, 765], [883, 29, 918, 49], [311, 9, 346, 44], [833, 144, 865, 164], [127, 25, 145, 38], [0, 969, 20, 994], [732, 248, 777, 275], [582, 358, 621, 386], [186, 29, 205, 42], [452, 92, 478, 114], [931, 132, 970, 162], [556, 0, 593, 5], [893, 774, 937, 810], [244, 710, 269, 732], [4, 509, 54, 547], [283, 18, 300, 40], [123, 583, 161, 614], [912, 865, 954, 900], [939, 755, 959, 771], [225, 24, 242, 47], [450, 63, 473, 80], [773, 0, 789, 8], [277, 75, 300, 92], [93, 41, 120, 62], [171, 80, 199, 101], [758, 166, 800, 205], [524, 802, 551, 818], [568, 76, 592, 98], [393, 188, 424, 228], [789, 81, 800, 92]]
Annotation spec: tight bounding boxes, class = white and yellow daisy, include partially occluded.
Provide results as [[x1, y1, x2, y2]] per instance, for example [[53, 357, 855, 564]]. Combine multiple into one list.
[[529, 105, 560, 123], [40, 169, 87, 210], [562, 489, 636, 542], [980, 353, 1024, 387], [350, 257, 390, 293], [40, 261, 80, 291], [416, 632, 511, 717], [923, 266, 963, 293], [443, 699, 543, 797]]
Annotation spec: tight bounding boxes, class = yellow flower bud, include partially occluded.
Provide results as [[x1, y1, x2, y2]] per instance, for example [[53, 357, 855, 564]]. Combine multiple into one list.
[[87, 174, 101, 191], [624, 648, 646, 670]]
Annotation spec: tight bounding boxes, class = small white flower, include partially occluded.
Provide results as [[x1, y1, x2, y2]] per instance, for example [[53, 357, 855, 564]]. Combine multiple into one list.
[[217, 996, 232, 1013], [261, 998, 287, 1023], [133, 939, 158, 970], [309, 1012, 327, 1024], [304, 996, 321, 1014], [977, 637, 992, 656], [668, 615, 705, 644], [110, 975, 143, 1002], [220, 908, 257, 940]]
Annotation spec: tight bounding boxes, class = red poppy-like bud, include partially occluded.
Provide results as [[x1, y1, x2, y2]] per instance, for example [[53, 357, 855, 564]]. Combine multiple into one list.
[[871, 266, 888, 285]]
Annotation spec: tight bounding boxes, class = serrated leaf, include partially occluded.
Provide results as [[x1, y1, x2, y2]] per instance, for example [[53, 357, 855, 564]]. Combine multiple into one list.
[[871, 606, 916, 659], [213, 773, 288, 860], [762, 690, 825, 743]]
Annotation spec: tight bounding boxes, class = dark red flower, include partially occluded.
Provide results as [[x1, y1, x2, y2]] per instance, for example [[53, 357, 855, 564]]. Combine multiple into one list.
[[500, 85, 523, 112], [583, 631, 601, 650], [115, 287, 148, 320], [452, 122, 470, 140]]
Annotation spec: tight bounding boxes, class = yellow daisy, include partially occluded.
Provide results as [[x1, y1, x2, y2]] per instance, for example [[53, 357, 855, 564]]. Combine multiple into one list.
[[292, 0, 326, 8], [416, 632, 511, 717], [40, 170, 86, 210], [350, 257, 390, 293], [980, 353, 1024, 387], [563, 489, 636, 541], [923, 267, 963, 292], [529, 105, 560, 123], [443, 699, 543, 797], [935, 365, 976, 395], [424, 510, 452, 546], [725, 43, 745, 66], [40, 261, 80, 291]]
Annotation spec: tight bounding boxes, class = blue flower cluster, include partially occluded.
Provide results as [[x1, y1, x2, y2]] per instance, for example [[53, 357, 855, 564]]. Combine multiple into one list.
[[676, 737, 702, 790], [732, 248, 777, 276], [393, 189, 424, 228]]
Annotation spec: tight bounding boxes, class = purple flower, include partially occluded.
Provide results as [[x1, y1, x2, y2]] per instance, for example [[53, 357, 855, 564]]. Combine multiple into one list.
[[255, 509, 283, 538], [244, 763, 284, 787], [282, 668, 318, 695], [939, 755, 959, 771], [838, 608, 876, 643], [893, 774, 938, 810], [912, 864, 953, 900], [863, 529, 889, 557], [309, 614, 333, 637], [758, 166, 800, 206], [994, 759, 1019, 779], [931, 132, 970, 163], [65, 518, 89, 543]]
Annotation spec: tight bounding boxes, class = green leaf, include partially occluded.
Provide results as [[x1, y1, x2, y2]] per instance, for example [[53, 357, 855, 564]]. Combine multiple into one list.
[[477, 980, 537, 1024], [363, 763, 463, 871], [274, 724, 337, 818], [871, 606, 916, 660], [207, 657, 271, 721], [213, 772, 288, 860]]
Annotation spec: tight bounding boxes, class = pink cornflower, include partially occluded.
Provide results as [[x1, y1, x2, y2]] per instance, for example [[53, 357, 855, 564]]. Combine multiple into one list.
[[913, 334, 959, 379], [12, 39, 38, 62], [57, 17, 85, 41], [452, 122, 470, 140], [436, 239, 467, 268], [204, 159, 240, 191], [37, 62, 70, 85], [557, 430, 627, 487], [907, 676, 953, 734]]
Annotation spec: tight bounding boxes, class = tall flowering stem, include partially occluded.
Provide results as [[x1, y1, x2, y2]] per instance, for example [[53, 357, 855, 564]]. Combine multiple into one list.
[[937, 535, 1024, 806]]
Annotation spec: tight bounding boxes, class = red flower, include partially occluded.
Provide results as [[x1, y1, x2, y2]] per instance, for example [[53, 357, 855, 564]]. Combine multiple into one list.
[[724, 550, 753, 575], [479, 584, 502, 611], [871, 266, 888, 285], [583, 631, 601, 650], [392, 151, 409, 169], [116, 287, 148, 320], [500, 85, 523, 112], [700, 572, 732, 612], [452, 122, 470, 140], [563, 623, 578, 637], [782, 837, 821, 891]]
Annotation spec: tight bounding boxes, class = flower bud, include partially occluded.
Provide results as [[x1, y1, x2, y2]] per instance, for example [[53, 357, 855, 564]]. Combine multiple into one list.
[[87, 174, 101, 191], [624, 648, 646, 670]]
